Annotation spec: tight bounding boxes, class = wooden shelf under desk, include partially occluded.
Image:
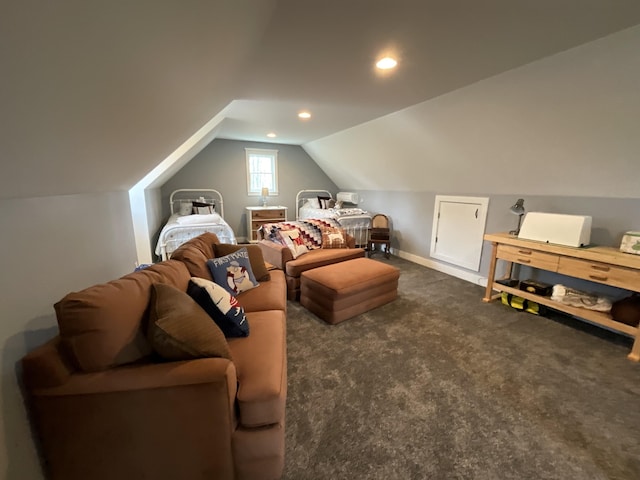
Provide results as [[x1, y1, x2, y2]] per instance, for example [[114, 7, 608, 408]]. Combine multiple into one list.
[[483, 232, 640, 361]]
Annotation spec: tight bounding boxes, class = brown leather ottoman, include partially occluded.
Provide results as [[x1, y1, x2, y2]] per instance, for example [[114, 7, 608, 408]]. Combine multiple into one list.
[[300, 258, 400, 324]]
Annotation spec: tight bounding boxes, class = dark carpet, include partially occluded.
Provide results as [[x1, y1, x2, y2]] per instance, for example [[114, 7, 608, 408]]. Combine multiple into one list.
[[282, 256, 640, 480]]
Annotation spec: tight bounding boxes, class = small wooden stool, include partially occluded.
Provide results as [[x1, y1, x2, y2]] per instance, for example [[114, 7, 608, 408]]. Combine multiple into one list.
[[300, 258, 400, 324]]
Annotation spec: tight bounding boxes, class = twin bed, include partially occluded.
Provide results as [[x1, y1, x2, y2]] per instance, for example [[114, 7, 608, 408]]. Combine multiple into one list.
[[154, 189, 237, 261], [154, 188, 372, 260], [296, 189, 372, 247]]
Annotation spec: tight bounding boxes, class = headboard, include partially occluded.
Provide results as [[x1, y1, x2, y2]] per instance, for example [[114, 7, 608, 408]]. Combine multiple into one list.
[[169, 189, 225, 218]]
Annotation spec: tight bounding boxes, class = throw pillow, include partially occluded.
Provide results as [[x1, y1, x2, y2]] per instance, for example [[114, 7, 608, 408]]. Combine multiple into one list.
[[192, 200, 215, 214], [318, 195, 332, 209], [147, 283, 231, 360], [278, 229, 309, 259], [321, 227, 347, 248], [207, 247, 259, 296], [214, 243, 270, 282], [187, 277, 249, 337]]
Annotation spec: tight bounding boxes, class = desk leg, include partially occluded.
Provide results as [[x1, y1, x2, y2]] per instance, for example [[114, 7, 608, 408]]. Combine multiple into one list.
[[483, 242, 498, 302], [628, 330, 640, 362]]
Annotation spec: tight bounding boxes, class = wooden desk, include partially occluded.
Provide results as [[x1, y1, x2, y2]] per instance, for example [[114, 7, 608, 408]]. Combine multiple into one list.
[[483, 232, 640, 361]]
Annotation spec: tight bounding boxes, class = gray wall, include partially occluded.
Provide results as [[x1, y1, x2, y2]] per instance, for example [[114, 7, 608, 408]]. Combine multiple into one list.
[[159, 138, 338, 247], [358, 189, 640, 297], [0, 191, 138, 480]]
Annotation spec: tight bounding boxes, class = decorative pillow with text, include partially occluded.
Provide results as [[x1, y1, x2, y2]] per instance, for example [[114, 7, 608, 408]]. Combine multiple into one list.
[[187, 277, 249, 338], [207, 247, 259, 296]]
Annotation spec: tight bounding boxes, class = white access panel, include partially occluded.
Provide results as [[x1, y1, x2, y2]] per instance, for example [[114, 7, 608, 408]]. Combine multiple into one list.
[[430, 195, 489, 271]]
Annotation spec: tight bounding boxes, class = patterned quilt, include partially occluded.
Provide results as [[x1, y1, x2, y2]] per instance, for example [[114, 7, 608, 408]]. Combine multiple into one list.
[[260, 218, 345, 250]]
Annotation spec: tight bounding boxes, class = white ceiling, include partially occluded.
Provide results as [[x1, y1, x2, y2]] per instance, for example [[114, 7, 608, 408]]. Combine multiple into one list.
[[217, 0, 640, 145], [2, 0, 640, 199]]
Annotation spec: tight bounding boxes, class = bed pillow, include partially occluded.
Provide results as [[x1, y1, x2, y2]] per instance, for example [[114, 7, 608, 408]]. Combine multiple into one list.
[[147, 283, 232, 360], [178, 201, 193, 216], [306, 198, 321, 209], [278, 229, 309, 259], [318, 196, 332, 209], [207, 247, 259, 296], [214, 243, 270, 282], [192, 201, 215, 214], [187, 277, 249, 338]]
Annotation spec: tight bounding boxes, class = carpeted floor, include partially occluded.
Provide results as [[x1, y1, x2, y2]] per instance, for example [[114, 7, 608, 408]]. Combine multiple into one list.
[[282, 256, 640, 480]]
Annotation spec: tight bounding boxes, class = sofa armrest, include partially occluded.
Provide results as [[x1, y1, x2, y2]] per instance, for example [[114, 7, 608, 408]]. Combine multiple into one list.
[[22, 337, 74, 389], [257, 240, 293, 270], [26, 357, 239, 479], [29, 357, 237, 399]]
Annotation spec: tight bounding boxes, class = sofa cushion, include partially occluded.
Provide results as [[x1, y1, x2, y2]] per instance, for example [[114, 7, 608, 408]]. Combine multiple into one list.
[[169, 232, 220, 279], [148, 283, 231, 360], [55, 260, 191, 372], [285, 248, 366, 278], [187, 278, 249, 338], [227, 310, 287, 428], [214, 243, 270, 282], [207, 247, 259, 296], [236, 270, 287, 313]]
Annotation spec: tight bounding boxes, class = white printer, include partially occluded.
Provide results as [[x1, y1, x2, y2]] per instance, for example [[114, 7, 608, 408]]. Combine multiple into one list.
[[517, 212, 592, 247]]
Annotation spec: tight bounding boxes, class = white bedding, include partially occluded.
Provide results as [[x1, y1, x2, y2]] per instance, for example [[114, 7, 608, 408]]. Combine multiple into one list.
[[154, 213, 237, 260]]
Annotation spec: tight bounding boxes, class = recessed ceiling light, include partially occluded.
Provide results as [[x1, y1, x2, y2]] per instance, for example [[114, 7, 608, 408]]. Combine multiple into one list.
[[298, 111, 311, 119], [266, 132, 277, 138], [376, 57, 397, 70]]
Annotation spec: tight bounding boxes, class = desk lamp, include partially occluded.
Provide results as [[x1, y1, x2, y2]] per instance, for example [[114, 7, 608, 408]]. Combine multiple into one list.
[[509, 198, 525, 236]]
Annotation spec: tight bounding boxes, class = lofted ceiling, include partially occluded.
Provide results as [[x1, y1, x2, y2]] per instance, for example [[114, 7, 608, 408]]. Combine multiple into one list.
[[2, 0, 640, 199]]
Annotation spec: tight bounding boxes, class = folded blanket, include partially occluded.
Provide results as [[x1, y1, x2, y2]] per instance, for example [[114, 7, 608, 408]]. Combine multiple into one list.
[[551, 284, 612, 312]]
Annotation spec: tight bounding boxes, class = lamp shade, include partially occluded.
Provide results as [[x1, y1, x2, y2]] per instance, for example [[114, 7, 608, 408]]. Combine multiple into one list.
[[510, 199, 525, 215], [261, 187, 269, 197]]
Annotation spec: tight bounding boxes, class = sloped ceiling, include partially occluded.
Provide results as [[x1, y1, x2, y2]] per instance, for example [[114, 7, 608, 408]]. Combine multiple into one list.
[[0, 0, 278, 199], [304, 24, 640, 198], [2, 0, 640, 200]]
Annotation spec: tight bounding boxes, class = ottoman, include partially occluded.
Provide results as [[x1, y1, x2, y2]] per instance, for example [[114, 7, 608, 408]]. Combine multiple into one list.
[[300, 258, 400, 324]]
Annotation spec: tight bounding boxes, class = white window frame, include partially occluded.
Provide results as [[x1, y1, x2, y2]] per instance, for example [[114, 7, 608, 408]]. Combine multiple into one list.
[[245, 148, 279, 196]]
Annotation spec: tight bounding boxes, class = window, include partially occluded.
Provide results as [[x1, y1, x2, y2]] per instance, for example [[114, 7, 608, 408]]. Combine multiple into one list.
[[246, 148, 278, 195]]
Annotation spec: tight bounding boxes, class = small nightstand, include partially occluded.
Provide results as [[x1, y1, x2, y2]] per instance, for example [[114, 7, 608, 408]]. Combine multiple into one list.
[[246, 206, 287, 242]]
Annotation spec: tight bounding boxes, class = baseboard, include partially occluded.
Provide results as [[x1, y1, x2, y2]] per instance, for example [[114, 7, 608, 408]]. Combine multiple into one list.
[[392, 248, 488, 287]]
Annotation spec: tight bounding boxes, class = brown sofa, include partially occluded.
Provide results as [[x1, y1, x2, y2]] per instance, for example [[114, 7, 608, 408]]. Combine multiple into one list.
[[257, 231, 366, 300], [21, 233, 287, 480]]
